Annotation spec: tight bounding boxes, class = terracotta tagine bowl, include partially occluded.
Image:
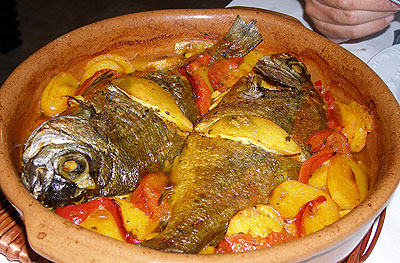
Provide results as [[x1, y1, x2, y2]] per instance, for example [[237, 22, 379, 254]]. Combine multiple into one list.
[[0, 8, 399, 263]]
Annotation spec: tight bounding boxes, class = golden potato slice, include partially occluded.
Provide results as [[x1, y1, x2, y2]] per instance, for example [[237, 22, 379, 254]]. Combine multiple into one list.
[[80, 54, 134, 83], [269, 180, 339, 219], [327, 155, 368, 209], [226, 205, 284, 238], [269, 180, 339, 236], [238, 50, 267, 73], [302, 197, 340, 235], [339, 210, 351, 218], [116, 197, 159, 240], [337, 101, 373, 152], [80, 197, 159, 241], [174, 40, 214, 58], [112, 75, 193, 132], [130, 54, 183, 71], [80, 206, 124, 241], [40, 72, 79, 117], [308, 164, 329, 192], [196, 115, 301, 155]]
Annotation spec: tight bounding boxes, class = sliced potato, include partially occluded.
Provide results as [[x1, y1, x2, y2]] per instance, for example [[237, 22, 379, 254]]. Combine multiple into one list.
[[130, 54, 183, 71], [339, 210, 351, 218], [327, 155, 368, 209], [238, 50, 267, 73], [174, 40, 214, 58], [269, 180, 339, 219], [116, 197, 159, 240], [269, 180, 339, 236], [196, 115, 301, 155], [327, 156, 359, 209], [80, 206, 124, 241], [40, 72, 79, 117], [112, 75, 193, 132], [337, 101, 373, 152], [302, 197, 340, 235], [226, 205, 284, 238], [308, 164, 329, 192], [80, 54, 134, 83], [80, 197, 159, 241]]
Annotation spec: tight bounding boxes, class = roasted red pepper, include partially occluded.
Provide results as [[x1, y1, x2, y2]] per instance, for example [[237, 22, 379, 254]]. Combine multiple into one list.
[[314, 80, 324, 95], [56, 198, 141, 244], [179, 54, 211, 115], [208, 56, 244, 92], [306, 129, 334, 153], [215, 230, 295, 253], [298, 147, 335, 184], [294, 195, 327, 237], [75, 69, 121, 96], [324, 90, 342, 129], [130, 172, 169, 221]]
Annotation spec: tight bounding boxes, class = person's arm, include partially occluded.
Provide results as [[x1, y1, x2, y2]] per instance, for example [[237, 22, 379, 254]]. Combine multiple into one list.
[[304, 0, 400, 43]]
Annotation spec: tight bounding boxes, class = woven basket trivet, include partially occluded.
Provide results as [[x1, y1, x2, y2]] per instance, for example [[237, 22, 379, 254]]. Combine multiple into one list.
[[0, 191, 50, 263], [0, 189, 385, 263]]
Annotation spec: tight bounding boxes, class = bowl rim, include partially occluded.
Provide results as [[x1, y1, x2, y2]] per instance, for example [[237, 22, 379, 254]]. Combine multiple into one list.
[[1, 8, 400, 263]]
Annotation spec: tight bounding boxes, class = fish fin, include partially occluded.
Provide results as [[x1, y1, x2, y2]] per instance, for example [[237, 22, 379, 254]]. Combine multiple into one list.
[[209, 16, 263, 61]]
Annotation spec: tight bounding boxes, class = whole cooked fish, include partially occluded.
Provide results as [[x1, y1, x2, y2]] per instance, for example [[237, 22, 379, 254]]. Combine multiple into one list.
[[21, 16, 263, 208], [140, 53, 327, 253]]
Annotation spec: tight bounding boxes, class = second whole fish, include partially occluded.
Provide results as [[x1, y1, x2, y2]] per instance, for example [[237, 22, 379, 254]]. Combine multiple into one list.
[[140, 53, 327, 253]]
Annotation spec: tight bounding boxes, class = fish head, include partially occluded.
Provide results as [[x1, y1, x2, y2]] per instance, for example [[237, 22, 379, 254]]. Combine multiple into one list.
[[255, 53, 310, 89], [21, 116, 104, 208]]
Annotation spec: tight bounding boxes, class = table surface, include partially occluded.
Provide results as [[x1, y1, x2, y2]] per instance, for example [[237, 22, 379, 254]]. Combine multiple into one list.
[[2, 1, 400, 262]]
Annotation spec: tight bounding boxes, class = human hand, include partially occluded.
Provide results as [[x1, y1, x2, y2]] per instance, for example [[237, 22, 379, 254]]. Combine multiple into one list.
[[304, 0, 400, 43]]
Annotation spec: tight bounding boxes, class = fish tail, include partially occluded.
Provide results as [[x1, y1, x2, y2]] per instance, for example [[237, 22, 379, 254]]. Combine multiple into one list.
[[208, 16, 263, 61]]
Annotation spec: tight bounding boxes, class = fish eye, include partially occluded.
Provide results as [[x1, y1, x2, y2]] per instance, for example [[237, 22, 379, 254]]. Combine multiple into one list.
[[287, 60, 307, 75], [57, 153, 89, 181]]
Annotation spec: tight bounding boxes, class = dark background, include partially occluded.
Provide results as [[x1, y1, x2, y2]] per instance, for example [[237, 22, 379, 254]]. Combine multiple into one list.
[[0, 0, 231, 85]]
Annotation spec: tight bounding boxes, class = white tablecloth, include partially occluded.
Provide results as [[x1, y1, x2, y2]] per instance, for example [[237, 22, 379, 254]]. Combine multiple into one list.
[[1, 1, 399, 262]]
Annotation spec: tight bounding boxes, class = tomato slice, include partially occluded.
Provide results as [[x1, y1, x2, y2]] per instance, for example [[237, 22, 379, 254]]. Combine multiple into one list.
[[298, 147, 335, 184], [130, 172, 169, 221], [208, 56, 244, 92], [179, 54, 211, 115]]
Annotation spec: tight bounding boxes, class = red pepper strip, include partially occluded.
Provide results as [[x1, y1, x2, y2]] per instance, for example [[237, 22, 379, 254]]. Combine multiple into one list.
[[324, 90, 342, 130], [325, 131, 351, 155], [75, 69, 121, 96], [298, 147, 335, 184], [314, 80, 324, 95], [306, 129, 334, 153], [208, 56, 244, 92], [294, 195, 327, 237], [130, 172, 169, 221], [179, 54, 211, 115], [215, 230, 296, 253], [306, 129, 350, 155], [56, 198, 141, 244]]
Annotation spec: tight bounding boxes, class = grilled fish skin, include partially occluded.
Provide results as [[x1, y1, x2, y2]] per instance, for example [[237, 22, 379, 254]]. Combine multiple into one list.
[[141, 134, 301, 253], [21, 16, 263, 209], [140, 54, 327, 253], [22, 80, 187, 208]]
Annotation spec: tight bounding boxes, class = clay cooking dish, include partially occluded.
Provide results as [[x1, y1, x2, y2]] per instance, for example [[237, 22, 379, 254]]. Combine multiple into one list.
[[1, 8, 400, 263]]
